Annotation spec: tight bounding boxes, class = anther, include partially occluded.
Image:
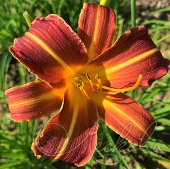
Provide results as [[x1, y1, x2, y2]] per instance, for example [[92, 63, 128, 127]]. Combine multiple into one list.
[[95, 73, 102, 92], [86, 74, 95, 92]]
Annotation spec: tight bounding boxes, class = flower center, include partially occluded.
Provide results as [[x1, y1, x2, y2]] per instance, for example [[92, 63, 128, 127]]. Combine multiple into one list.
[[74, 74, 142, 99]]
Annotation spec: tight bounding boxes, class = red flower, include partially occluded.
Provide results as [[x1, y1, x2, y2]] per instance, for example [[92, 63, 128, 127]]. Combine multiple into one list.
[[5, 3, 169, 166]]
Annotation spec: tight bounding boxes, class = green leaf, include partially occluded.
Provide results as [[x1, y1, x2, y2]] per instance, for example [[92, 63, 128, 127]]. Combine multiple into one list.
[[142, 20, 170, 26], [139, 148, 170, 163], [151, 106, 170, 117], [156, 118, 170, 126], [151, 7, 170, 13], [146, 139, 170, 153]]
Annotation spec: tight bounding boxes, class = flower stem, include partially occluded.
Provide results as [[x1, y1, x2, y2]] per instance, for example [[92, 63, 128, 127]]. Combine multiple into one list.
[[131, 0, 136, 27], [102, 123, 130, 169]]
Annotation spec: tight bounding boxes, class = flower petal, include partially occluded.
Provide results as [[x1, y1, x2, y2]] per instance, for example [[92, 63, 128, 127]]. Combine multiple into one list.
[[89, 26, 169, 88], [5, 80, 65, 122], [32, 86, 98, 166], [9, 14, 88, 88], [92, 93, 155, 146], [78, 3, 116, 60]]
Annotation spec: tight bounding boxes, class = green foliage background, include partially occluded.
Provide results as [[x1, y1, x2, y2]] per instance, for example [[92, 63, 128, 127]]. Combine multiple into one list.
[[0, 0, 170, 168]]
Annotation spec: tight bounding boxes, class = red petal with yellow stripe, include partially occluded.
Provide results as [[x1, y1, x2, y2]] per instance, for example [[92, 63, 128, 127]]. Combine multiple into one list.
[[78, 3, 116, 61], [9, 14, 88, 88], [93, 93, 155, 146], [5, 80, 65, 121], [89, 26, 169, 88], [32, 87, 98, 166]]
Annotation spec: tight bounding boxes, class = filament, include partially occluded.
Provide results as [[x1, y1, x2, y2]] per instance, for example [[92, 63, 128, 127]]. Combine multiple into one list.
[[86, 74, 95, 92], [95, 73, 102, 92]]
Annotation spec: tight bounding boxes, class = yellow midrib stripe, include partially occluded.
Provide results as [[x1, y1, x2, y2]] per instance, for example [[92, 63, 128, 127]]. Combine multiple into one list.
[[9, 92, 57, 107], [26, 32, 74, 75], [88, 6, 99, 58], [106, 48, 158, 74], [104, 98, 149, 137], [54, 100, 79, 159]]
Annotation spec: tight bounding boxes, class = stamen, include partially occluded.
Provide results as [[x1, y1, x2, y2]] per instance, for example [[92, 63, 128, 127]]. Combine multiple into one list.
[[95, 73, 102, 92], [102, 74, 142, 92], [77, 84, 91, 99], [74, 77, 91, 99], [82, 88, 91, 99], [86, 74, 95, 92]]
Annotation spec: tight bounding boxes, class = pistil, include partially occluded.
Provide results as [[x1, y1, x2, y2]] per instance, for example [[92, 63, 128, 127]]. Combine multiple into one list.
[[102, 74, 142, 92]]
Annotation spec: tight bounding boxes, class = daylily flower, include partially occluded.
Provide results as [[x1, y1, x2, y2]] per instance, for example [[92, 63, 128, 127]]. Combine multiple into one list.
[[5, 3, 169, 166]]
